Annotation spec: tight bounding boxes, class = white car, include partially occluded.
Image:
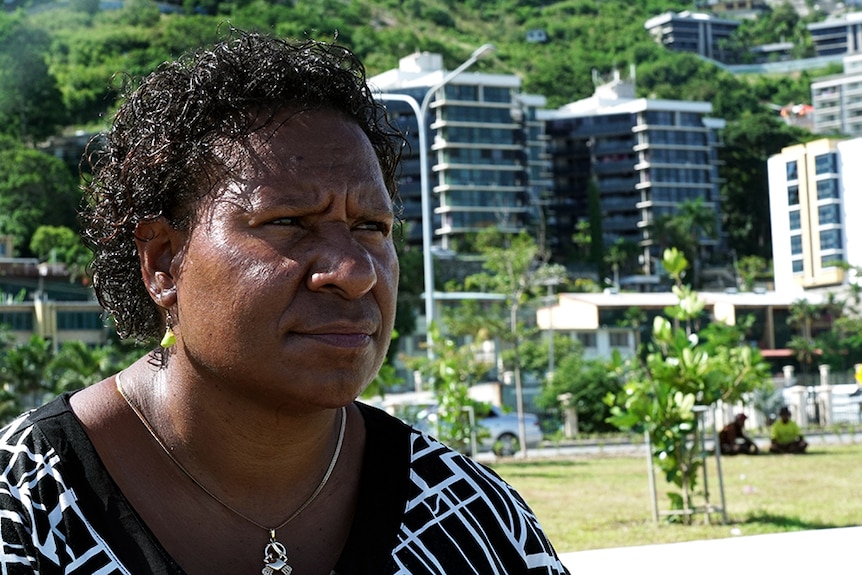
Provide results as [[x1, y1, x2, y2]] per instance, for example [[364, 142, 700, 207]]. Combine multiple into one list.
[[477, 405, 544, 456], [411, 403, 543, 456]]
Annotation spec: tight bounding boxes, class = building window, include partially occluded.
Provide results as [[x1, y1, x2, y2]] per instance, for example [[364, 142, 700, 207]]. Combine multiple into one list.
[[575, 332, 597, 348], [678, 112, 702, 127], [483, 86, 511, 103], [788, 185, 799, 205], [790, 234, 803, 255], [441, 105, 512, 123], [609, 332, 629, 347], [818, 203, 841, 225], [822, 253, 843, 267], [814, 152, 837, 175], [645, 111, 674, 126], [789, 210, 801, 231], [816, 178, 839, 200], [443, 84, 477, 101], [786, 160, 798, 181], [57, 311, 104, 331], [820, 228, 843, 250], [792, 259, 804, 273], [0, 311, 34, 330]]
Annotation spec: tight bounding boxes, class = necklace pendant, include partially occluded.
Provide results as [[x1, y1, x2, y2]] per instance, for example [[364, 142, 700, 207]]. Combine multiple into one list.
[[262, 540, 293, 575]]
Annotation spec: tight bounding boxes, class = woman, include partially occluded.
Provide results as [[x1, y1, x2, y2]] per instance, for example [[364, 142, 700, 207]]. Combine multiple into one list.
[[0, 31, 569, 574]]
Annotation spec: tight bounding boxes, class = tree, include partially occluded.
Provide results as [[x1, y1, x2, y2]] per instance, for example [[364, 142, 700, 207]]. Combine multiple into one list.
[[0, 138, 80, 256], [0, 16, 65, 143], [603, 238, 639, 288], [788, 298, 820, 343], [817, 314, 862, 372], [571, 219, 592, 262], [30, 225, 92, 282], [720, 112, 811, 260], [508, 332, 581, 383], [47, 340, 140, 395], [737, 255, 768, 292], [0, 335, 53, 415], [464, 228, 548, 456], [405, 324, 490, 454], [651, 198, 718, 287], [70, 0, 101, 16], [391, 230, 421, 360], [606, 248, 772, 522], [537, 349, 622, 434]]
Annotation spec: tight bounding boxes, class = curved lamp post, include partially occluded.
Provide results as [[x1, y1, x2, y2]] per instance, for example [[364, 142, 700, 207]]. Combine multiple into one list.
[[375, 43, 495, 357]]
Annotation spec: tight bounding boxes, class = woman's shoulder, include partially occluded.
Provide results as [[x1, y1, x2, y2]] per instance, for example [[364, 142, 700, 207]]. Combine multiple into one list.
[[359, 405, 569, 574], [0, 394, 76, 453], [0, 394, 90, 508]]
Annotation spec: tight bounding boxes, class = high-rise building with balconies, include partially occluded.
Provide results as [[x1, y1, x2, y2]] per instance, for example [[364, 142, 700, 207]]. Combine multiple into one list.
[[808, 13, 862, 57], [369, 52, 551, 255], [811, 53, 862, 137], [644, 10, 741, 63], [540, 73, 725, 278]]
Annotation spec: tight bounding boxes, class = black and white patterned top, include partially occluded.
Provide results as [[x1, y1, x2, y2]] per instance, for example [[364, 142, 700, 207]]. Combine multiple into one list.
[[0, 395, 570, 574]]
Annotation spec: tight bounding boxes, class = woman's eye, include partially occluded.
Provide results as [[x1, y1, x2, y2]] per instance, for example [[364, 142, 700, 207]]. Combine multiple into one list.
[[270, 217, 300, 226], [357, 221, 391, 235]]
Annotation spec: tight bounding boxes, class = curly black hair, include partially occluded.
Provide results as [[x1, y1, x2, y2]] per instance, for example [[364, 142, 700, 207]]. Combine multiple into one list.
[[80, 29, 404, 349]]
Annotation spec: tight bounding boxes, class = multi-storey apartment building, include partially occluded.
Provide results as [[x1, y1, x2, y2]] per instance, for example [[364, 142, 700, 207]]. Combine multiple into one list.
[[644, 11, 741, 62], [811, 53, 862, 137], [369, 52, 550, 254], [768, 138, 862, 293], [540, 73, 725, 277], [808, 12, 862, 57], [0, 255, 106, 351]]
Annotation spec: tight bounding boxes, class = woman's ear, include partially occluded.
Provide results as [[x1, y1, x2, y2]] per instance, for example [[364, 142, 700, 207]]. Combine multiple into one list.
[[135, 217, 183, 308]]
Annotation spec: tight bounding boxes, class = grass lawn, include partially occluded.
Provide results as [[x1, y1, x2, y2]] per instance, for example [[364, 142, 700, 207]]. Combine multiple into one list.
[[488, 443, 862, 554]]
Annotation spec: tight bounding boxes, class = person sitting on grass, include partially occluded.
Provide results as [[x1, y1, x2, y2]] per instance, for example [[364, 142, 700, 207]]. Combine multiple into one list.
[[719, 413, 759, 455], [770, 406, 808, 454]]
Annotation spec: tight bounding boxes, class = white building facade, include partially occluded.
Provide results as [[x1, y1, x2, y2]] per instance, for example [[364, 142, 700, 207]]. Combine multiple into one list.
[[768, 137, 862, 293], [811, 53, 862, 137]]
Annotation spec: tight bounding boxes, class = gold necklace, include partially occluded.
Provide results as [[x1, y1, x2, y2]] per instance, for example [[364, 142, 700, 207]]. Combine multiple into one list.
[[115, 372, 347, 575]]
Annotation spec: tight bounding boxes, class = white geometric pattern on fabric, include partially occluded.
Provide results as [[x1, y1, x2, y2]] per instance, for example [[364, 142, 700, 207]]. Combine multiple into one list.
[[0, 399, 569, 574], [0, 411, 132, 574], [391, 432, 567, 574]]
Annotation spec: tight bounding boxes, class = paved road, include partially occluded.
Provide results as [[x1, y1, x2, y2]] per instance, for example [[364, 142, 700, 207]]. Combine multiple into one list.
[[559, 525, 861, 574], [475, 430, 861, 461]]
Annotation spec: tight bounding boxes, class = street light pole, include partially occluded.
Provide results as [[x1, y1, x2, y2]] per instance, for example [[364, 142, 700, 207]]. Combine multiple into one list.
[[375, 44, 494, 357]]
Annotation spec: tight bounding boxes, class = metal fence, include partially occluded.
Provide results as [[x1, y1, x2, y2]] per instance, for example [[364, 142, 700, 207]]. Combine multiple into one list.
[[772, 367, 862, 427]]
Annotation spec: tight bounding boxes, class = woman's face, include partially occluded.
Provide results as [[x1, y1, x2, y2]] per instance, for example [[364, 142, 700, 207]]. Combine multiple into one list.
[[170, 109, 398, 412]]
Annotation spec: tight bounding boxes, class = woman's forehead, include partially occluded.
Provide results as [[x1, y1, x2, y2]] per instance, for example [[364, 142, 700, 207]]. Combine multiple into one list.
[[200, 113, 389, 209]]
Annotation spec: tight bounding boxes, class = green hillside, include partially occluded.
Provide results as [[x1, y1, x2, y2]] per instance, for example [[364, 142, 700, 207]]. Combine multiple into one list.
[[0, 0, 845, 260], [2, 0, 834, 131]]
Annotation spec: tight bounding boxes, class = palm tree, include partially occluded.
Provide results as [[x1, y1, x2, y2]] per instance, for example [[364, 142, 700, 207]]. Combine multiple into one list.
[[651, 197, 718, 287], [788, 298, 821, 342], [787, 299, 823, 374]]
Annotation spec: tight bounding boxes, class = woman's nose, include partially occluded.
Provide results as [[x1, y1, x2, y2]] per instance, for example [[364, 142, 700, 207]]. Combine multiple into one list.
[[306, 227, 377, 299]]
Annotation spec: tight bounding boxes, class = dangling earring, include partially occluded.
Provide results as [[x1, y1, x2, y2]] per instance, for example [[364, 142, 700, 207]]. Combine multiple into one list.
[[160, 310, 176, 348]]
